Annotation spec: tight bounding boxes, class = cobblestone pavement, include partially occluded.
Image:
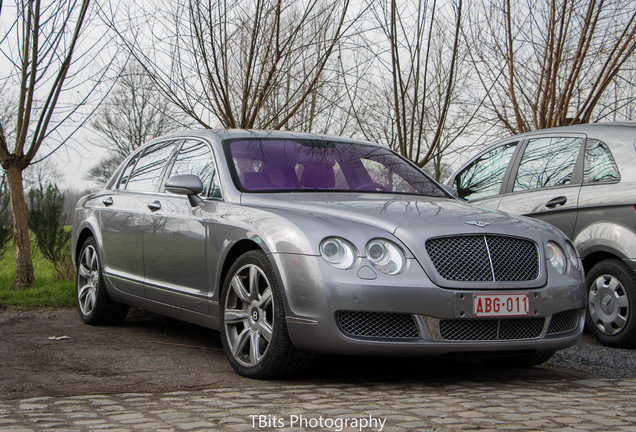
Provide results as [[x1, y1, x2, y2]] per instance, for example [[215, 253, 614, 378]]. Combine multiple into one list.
[[2, 378, 635, 432]]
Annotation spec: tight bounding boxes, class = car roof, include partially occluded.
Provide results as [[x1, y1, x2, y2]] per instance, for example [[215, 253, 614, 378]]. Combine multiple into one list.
[[500, 121, 636, 139], [147, 129, 379, 148]]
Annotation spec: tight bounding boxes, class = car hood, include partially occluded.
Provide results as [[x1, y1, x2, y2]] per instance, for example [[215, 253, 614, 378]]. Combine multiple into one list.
[[240, 192, 558, 243]]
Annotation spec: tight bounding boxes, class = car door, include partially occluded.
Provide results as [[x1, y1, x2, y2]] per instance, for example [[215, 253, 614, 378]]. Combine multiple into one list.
[[496, 135, 585, 238], [143, 139, 222, 313], [451, 140, 520, 209], [573, 138, 622, 240], [99, 141, 179, 297]]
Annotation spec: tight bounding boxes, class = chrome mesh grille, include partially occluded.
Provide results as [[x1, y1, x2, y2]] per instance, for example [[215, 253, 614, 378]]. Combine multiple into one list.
[[547, 309, 581, 335], [337, 311, 419, 339], [439, 318, 545, 341], [426, 235, 539, 282]]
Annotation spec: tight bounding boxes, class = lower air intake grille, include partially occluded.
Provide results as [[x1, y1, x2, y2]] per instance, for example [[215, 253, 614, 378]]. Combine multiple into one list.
[[547, 309, 581, 335], [337, 311, 419, 339], [440, 318, 545, 341]]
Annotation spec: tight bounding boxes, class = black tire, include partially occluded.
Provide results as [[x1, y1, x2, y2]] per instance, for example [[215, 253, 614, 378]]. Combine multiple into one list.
[[481, 351, 555, 368], [76, 237, 129, 325], [220, 250, 305, 378], [585, 259, 636, 348]]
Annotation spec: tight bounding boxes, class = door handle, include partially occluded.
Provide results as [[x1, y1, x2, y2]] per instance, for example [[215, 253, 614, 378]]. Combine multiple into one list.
[[545, 196, 567, 208], [147, 201, 162, 211], [102, 197, 113, 207]]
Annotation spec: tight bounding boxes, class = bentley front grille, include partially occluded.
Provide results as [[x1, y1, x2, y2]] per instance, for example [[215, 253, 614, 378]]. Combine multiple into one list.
[[426, 235, 539, 282]]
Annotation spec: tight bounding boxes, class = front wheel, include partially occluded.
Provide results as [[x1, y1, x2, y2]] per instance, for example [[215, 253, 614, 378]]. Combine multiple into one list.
[[76, 237, 129, 325], [586, 259, 636, 348], [220, 250, 304, 378]]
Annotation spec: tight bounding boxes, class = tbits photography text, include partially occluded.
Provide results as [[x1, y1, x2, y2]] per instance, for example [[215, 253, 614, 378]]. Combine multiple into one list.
[[249, 414, 387, 431]]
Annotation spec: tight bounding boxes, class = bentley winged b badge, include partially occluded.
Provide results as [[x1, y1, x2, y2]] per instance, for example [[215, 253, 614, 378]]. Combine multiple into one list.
[[465, 220, 490, 227]]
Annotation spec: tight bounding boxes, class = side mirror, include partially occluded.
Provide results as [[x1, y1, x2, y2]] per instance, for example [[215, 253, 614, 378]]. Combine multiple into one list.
[[165, 174, 204, 207], [440, 184, 459, 198]]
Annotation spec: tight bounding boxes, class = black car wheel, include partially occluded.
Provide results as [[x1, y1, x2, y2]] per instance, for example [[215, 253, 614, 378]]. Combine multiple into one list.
[[586, 259, 636, 348], [76, 237, 129, 325], [220, 250, 304, 378]]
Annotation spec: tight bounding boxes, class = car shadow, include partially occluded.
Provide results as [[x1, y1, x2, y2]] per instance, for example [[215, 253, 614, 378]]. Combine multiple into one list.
[[121, 309, 586, 384]]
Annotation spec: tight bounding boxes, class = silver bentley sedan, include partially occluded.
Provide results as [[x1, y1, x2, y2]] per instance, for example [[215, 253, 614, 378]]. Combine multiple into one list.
[[72, 130, 587, 378]]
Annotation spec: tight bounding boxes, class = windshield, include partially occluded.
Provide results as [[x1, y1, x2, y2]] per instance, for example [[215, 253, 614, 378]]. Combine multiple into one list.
[[225, 138, 446, 197]]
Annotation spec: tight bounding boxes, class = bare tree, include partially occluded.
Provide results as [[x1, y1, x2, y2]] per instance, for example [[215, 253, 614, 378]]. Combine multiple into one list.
[[114, 0, 354, 131], [87, 61, 187, 185], [343, 0, 479, 179], [467, 0, 636, 134], [85, 155, 122, 187], [92, 61, 187, 160], [23, 159, 64, 195], [0, 0, 106, 287]]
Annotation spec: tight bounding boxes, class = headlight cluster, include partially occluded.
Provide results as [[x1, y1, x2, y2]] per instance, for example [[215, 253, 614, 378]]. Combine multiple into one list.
[[546, 241, 580, 274], [319, 237, 357, 270], [319, 237, 407, 275], [366, 239, 406, 275]]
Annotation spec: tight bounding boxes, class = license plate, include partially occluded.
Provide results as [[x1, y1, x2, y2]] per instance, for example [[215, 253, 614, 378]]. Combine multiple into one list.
[[473, 293, 529, 317]]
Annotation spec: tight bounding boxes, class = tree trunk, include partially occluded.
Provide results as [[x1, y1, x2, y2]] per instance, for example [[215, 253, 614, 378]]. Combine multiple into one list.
[[5, 163, 34, 288]]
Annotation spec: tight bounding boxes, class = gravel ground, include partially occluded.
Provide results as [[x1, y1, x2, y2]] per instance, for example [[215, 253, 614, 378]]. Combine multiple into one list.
[[549, 334, 636, 379]]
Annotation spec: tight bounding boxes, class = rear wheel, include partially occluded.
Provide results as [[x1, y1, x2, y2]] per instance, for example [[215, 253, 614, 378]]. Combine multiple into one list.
[[76, 237, 129, 325], [586, 259, 636, 348], [220, 250, 304, 378]]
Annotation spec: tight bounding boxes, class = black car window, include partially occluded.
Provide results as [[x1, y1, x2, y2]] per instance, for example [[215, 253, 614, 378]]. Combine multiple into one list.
[[583, 139, 620, 183], [454, 142, 517, 200], [167, 140, 221, 198], [513, 136, 581, 191], [126, 141, 177, 192]]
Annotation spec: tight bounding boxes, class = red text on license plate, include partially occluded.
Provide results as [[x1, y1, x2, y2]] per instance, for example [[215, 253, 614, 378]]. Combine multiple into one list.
[[473, 293, 529, 317]]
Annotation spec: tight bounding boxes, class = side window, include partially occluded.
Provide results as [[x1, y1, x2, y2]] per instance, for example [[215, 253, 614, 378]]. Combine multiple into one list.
[[116, 153, 140, 190], [168, 140, 221, 198], [454, 142, 517, 200], [126, 141, 177, 193], [583, 139, 620, 183], [513, 136, 582, 191]]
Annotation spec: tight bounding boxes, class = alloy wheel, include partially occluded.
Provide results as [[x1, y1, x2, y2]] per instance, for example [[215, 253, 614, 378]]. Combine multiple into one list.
[[223, 264, 274, 367], [77, 245, 100, 317]]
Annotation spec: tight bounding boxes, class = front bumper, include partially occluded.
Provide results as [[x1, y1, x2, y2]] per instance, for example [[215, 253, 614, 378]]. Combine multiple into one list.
[[272, 253, 586, 357]]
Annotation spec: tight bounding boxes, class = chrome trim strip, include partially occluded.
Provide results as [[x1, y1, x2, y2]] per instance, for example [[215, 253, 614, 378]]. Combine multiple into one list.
[[286, 316, 319, 325]]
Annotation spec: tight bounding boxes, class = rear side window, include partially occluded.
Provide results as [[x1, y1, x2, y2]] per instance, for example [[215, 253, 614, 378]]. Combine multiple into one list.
[[126, 141, 177, 192], [116, 153, 141, 190], [454, 142, 517, 200], [513, 137, 582, 191], [583, 139, 620, 183]]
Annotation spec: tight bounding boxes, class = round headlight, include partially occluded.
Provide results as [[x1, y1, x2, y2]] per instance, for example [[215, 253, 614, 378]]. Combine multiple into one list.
[[320, 237, 357, 269], [365, 239, 406, 275], [564, 242, 580, 270], [546, 241, 567, 275]]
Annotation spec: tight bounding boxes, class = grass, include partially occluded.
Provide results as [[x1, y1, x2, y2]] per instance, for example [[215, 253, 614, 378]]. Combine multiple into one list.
[[0, 239, 75, 309]]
